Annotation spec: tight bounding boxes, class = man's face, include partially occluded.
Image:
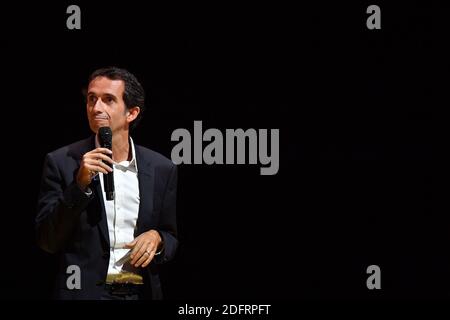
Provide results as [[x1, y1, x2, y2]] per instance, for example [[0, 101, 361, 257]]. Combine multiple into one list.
[[86, 76, 129, 134]]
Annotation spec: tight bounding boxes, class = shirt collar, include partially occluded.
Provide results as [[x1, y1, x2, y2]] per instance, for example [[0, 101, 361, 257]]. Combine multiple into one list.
[[95, 135, 138, 173]]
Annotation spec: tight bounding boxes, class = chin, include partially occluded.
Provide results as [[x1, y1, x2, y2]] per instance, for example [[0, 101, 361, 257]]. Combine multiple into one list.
[[92, 122, 110, 130]]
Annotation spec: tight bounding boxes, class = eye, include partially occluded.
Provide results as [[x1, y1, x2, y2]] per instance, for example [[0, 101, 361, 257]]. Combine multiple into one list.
[[105, 96, 114, 104], [87, 95, 97, 104]]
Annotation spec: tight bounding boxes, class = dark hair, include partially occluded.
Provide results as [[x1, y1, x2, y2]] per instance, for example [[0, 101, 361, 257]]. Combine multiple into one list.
[[86, 66, 146, 130]]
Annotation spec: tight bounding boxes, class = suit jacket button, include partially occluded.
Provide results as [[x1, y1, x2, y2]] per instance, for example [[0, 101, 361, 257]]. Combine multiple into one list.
[[103, 253, 109, 259]]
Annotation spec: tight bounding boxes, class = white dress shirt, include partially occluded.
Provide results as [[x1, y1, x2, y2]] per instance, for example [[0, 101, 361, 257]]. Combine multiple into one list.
[[96, 136, 141, 276]]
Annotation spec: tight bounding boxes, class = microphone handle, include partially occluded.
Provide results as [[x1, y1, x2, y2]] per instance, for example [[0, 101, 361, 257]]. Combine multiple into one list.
[[103, 149, 115, 200]]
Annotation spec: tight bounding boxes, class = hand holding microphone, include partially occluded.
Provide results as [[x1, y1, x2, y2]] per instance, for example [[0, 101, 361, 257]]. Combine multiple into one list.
[[76, 127, 115, 197], [76, 147, 113, 191]]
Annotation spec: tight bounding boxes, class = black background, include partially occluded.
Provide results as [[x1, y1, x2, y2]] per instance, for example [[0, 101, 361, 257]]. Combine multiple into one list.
[[0, 1, 442, 300]]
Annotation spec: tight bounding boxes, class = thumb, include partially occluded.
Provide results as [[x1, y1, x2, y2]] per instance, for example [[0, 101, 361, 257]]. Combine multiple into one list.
[[124, 239, 137, 248]]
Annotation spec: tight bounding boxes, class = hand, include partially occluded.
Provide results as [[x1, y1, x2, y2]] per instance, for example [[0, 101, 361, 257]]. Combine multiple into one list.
[[124, 230, 162, 268], [76, 147, 114, 191]]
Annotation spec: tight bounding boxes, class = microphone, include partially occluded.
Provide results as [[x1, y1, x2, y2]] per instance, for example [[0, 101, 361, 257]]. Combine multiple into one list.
[[98, 127, 115, 201]]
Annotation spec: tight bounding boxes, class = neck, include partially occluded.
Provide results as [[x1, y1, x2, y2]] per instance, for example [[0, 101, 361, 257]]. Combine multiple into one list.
[[111, 131, 130, 162]]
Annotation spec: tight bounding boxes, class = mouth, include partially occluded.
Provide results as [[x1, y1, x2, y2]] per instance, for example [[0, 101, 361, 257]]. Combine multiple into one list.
[[93, 116, 109, 121]]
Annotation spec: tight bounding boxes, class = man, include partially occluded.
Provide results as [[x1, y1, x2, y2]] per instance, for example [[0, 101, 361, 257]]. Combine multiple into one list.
[[36, 67, 178, 300]]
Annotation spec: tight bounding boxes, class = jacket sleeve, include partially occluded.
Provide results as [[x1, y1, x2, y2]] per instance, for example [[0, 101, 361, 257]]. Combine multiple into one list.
[[154, 164, 179, 264], [36, 153, 92, 254]]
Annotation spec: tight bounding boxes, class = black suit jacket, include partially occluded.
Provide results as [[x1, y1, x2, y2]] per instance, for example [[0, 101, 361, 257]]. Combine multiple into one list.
[[36, 136, 178, 299]]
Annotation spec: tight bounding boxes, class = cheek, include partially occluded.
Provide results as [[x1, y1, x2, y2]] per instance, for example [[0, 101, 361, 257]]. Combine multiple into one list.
[[112, 112, 127, 123]]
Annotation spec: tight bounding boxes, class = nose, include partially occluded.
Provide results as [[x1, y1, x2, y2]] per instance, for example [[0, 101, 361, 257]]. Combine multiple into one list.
[[92, 98, 105, 113]]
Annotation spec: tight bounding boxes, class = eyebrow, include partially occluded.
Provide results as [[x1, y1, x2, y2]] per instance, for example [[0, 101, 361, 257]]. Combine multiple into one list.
[[87, 92, 118, 100], [104, 93, 118, 101]]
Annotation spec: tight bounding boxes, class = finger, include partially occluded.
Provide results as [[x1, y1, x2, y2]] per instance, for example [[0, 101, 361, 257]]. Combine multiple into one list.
[[91, 152, 114, 161], [131, 241, 148, 264], [130, 237, 143, 264], [141, 251, 155, 268], [85, 160, 113, 173], [85, 153, 116, 166], [94, 165, 110, 174], [85, 163, 109, 175], [92, 153, 116, 165], [87, 148, 112, 155], [134, 251, 150, 267], [137, 243, 155, 266], [96, 160, 114, 172]]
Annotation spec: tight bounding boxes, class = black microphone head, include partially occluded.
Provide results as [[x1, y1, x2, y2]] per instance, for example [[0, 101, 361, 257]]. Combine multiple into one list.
[[98, 127, 112, 149]]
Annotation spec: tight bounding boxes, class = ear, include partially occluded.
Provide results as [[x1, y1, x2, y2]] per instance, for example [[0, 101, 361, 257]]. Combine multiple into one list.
[[126, 107, 140, 123]]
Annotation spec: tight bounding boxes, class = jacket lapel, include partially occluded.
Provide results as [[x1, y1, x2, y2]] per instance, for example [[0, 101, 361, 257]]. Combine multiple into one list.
[[135, 145, 155, 236], [93, 175, 110, 248]]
